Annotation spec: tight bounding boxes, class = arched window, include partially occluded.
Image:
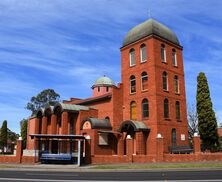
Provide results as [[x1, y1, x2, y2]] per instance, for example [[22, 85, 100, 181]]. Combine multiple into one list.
[[174, 75, 179, 93], [142, 99, 149, 118], [106, 87, 109, 92], [164, 98, 169, 118], [54, 107, 62, 128], [172, 49, 177, 66], [140, 44, 147, 62], [141, 72, 148, 91], [98, 87, 100, 92], [70, 115, 74, 135], [161, 44, 166, 63], [130, 101, 137, 120], [130, 75, 136, 94], [105, 116, 110, 121], [162, 72, 168, 91], [171, 128, 176, 146], [129, 48, 135, 66], [175, 101, 181, 120]]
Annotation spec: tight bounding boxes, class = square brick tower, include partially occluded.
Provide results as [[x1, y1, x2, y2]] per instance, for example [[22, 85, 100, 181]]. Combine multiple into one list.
[[120, 18, 189, 153]]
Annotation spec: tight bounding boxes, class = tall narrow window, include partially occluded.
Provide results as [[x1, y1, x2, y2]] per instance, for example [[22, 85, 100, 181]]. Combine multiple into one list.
[[142, 99, 149, 118], [70, 116, 74, 135], [130, 101, 137, 120], [172, 49, 177, 66], [174, 75, 179, 93], [176, 101, 181, 120], [162, 72, 168, 91], [172, 128, 176, 146], [141, 72, 148, 91], [161, 44, 166, 63], [130, 75, 136, 94], [98, 87, 100, 92], [129, 48, 135, 66], [140, 44, 147, 62], [106, 87, 109, 92], [164, 98, 169, 118]]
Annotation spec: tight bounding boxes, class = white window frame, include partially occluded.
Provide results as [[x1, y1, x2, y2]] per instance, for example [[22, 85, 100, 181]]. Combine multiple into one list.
[[130, 76, 136, 94], [163, 72, 168, 91], [174, 76, 179, 94], [140, 44, 147, 63], [98, 133, 109, 145], [129, 49, 135, 67], [172, 49, 177, 66], [141, 72, 148, 91], [161, 45, 166, 63]]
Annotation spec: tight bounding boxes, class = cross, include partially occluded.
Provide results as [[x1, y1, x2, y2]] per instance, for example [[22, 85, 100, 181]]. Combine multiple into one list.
[[148, 9, 152, 18]]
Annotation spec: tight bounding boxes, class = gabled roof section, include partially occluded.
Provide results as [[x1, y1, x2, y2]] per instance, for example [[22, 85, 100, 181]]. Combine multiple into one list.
[[75, 93, 112, 105]]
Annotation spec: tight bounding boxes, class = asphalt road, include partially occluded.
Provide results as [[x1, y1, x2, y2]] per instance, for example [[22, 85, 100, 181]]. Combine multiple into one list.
[[0, 169, 222, 181]]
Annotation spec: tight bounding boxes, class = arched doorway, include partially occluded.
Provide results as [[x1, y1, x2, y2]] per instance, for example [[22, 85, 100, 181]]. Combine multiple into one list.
[[119, 120, 149, 155]]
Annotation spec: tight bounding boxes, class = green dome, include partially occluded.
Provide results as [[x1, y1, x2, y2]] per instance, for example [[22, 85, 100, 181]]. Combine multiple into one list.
[[92, 76, 115, 88], [123, 18, 180, 47]]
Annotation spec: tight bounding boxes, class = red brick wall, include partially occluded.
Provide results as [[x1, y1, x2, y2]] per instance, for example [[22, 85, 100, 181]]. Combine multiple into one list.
[[26, 118, 38, 150], [91, 153, 222, 164], [120, 35, 189, 155], [0, 156, 17, 163], [153, 38, 189, 152], [218, 128, 222, 137], [93, 86, 113, 97], [112, 84, 123, 130], [91, 155, 131, 164]]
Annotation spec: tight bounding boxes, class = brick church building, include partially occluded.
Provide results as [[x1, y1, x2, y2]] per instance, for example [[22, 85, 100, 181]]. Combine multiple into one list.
[[26, 18, 190, 164]]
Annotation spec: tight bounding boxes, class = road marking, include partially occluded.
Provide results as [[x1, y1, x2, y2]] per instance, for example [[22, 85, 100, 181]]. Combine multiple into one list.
[[25, 172, 79, 177], [0, 178, 222, 182]]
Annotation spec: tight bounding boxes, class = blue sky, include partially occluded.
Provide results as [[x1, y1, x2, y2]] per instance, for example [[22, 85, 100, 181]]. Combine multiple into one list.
[[0, 0, 221, 133]]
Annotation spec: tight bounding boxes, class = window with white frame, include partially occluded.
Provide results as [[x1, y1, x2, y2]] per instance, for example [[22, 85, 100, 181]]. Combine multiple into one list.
[[130, 75, 136, 94], [129, 48, 135, 66], [141, 72, 148, 91], [98, 133, 108, 145], [172, 49, 177, 66], [162, 71, 168, 91], [140, 44, 147, 62], [161, 44, 166, 63], [142, 98, 149, 118], [174, 75, 179, 93]]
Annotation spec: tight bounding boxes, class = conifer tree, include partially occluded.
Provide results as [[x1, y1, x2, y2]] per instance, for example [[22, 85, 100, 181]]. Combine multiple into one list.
[[0, 120, 8, 153], [196, 72, 219, 151], [20, 119, 28, 149]]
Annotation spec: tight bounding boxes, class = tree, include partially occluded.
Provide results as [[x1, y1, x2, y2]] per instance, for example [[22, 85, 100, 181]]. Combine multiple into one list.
[[0, 120, 8, 154], [187, 104, 198, 139], [7, 128, 19, 142], [196, 72, 219, 151], [20, 119, 28, 149], [26, 89, 60, 113]]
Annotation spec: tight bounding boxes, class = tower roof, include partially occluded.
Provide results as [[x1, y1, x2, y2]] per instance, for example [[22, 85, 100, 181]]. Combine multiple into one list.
[[92, 76, 116, 88], [123, 18, 180, 47]]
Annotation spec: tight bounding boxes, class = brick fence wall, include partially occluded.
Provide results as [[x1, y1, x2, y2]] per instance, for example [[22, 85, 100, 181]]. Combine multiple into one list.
[[91, 135, 222, 164], [0, 136, 221, 165], [0, 139, 35, 164]]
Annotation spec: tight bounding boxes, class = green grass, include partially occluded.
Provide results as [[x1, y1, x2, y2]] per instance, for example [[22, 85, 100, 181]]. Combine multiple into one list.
[[0, 165, 15, 169], [92, 162, 222, 170]]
